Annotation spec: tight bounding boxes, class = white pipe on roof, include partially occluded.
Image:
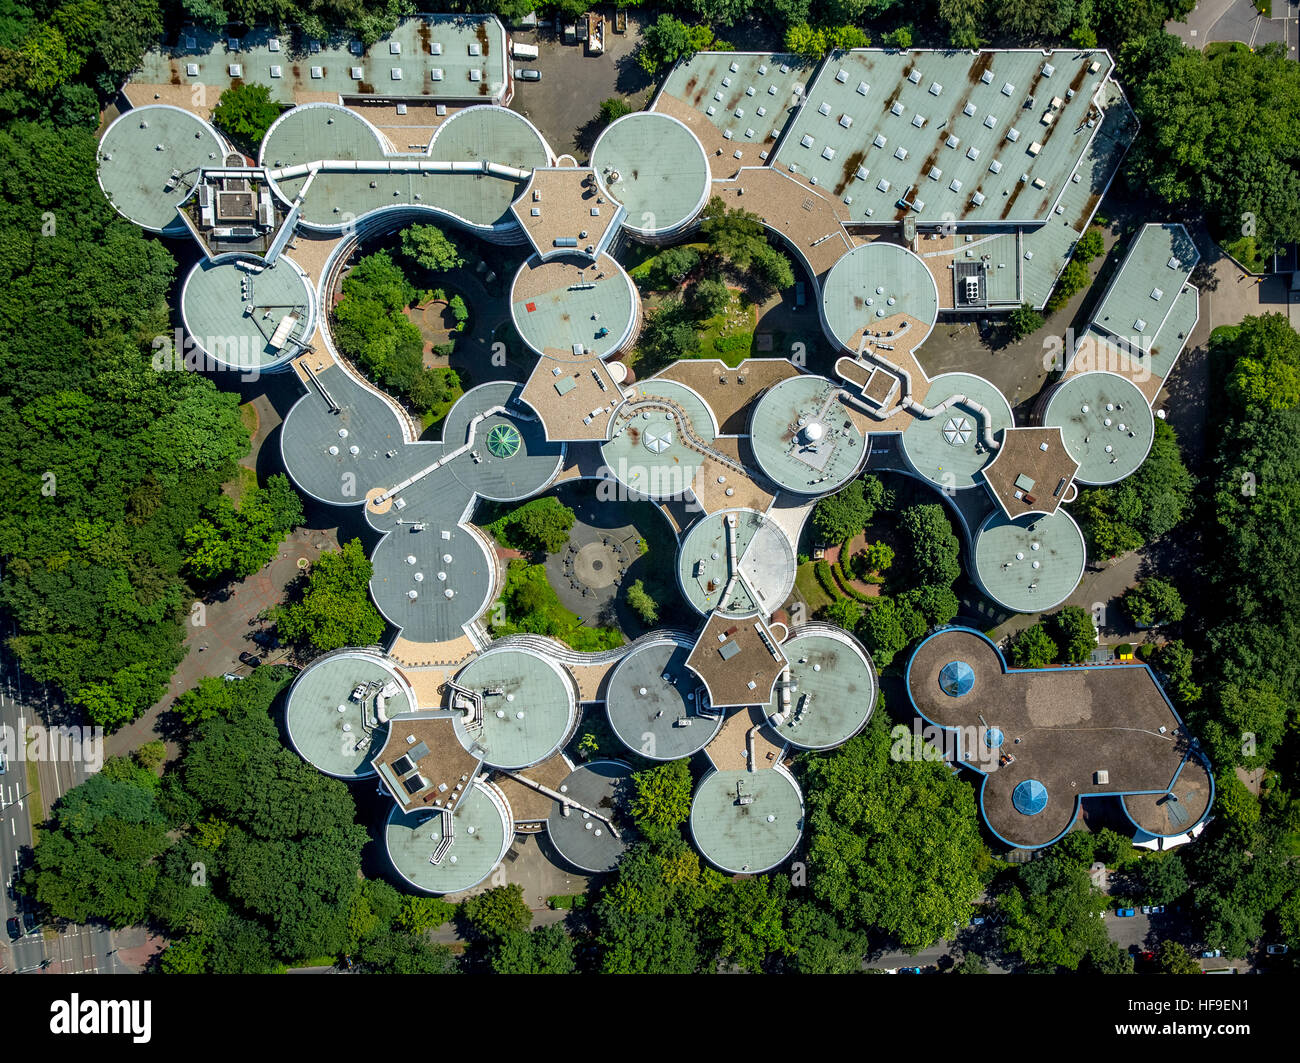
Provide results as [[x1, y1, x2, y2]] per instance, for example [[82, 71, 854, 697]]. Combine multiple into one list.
[[266, 158, 533, 182]]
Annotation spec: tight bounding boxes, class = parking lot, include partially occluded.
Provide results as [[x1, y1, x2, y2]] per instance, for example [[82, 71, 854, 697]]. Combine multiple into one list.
[[507, 13, 655, 159]]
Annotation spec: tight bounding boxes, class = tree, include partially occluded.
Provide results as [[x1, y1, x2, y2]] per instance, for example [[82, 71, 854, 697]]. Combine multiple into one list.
[[400, 224, 464, 272], [803, 714, 985, 950], [1007, 303, 1045, 340], [690, 275, 731, 318], [1011, 623, 1059, 668], [210, 82, 282, 148], [645, 246, 699, 290], [637, 16, 721, 75], [902, 584, 960, 628], [860, 541, 894, 575], [900, 504, 962, 588], [274, 539, 387, 654], [1221, 313, 1300, 414], [1137, 852, 1189, 906], [625, 579, 659, 625], [630, 760, 693, 843], [1157, 939, 1201, 974], [812, 476, 885, 543], [995, 0, 1079, 38], [954, 950, 988, 973], [858, 597, 913, 668], [490, 923, 576, 973], [1123, 577, 1186, 627], [940, 0, 989, 47], [1196, 683, 1288, 770], [997, 851, 1110, 972], [598, 97, 632, 127], [461, 884, 531, 941], [825, 597, 864, 631], [1051, 606, 1097, 664], [488, 496, 576, 554], [783, 23, 828, 61], [1074, 227, 1106, 262]]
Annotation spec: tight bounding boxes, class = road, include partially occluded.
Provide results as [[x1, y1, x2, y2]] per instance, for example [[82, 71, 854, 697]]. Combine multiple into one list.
[[1168, 0, 1299, 56]]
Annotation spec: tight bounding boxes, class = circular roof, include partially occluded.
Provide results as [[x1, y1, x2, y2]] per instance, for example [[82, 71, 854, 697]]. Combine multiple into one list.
[[180, 254, 317, 371], [98, 105, 225, 232], [285, 650, 415, 779], [606, 637, 722, 760], [510, 253, 637, 359], [939, 660, 975, 698], [690, 767, 804, 874], [901, 372, 1013, 490], [985, 726, 1005, 749], [1041, 371, 1155, 486], [763, 628, 877, 749], [546, 761, 633, 873], [821, 240, 940, 353], [591, 112, 710, 237], [678, 508, 796, 618], [1012, 779, 1049, 816], [385, 783, 512, 894], [452, 645, 576, 769], [486, 423, 521, 458], [973, 509, 1086, 615], [601, 381, 718, 501], [749, 375, 867, 495]]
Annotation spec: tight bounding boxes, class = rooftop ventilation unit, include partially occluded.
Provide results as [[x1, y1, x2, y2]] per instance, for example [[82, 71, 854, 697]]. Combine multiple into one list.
[[1006, 127, 1020, 142], [311, 65, 322, 78], [894, 146, 908, 160], [271, 65, 283, 78], [980, 70, 994, 85], [730, 61, 739, 73], [946, 134, 960, 148], [963, 101, 977, 116], [818, 101, 831, 116], [390, 41, 401, 54], [908, 69, 922, 84], [929, 82, 943, 96], [967, 146, 980, 160], [890, 101, 904, 116], [1002, 81, 1015, 96], [949, 178, 963, 193], [186, 63, 199, 76], [431, 68, 443, 80], [835, 68, 848, 83], [1134, 318, 1147, 332], [839, 114, 852, 128], [856, 81, 869, 95], [392, 67, 402, 80], [468, 42, 481, 56], [928, 166, 943, 181], [873, 133, 887, 148], [984, 113, 997, 128], [971, 190, 986, 206], [800, 134, 814, 149], [1027, 141, 1042, 156], [1042, 63, 1055, 77], [877, 178, 891, 193], [822, 146, 836, 160], [912, 114, 925, 127], [431, 42, 443, 55], [1151, 288, 1164, 300], [989, 159, 1003, 174], [855, 165, 869, 180], [351, 66, 363, 79], [228, 63, 242, 77]]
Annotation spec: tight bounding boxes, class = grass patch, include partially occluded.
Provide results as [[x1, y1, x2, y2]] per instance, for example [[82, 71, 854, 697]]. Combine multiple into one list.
[[238, 401, 259, 435], [688, 289, 757, 367], [490, 559, 623, 651], [1221, 234, 1268, 274], [419, 366, 464, 434], [795, 560, 836, 614], [26, 758, 42, 844]]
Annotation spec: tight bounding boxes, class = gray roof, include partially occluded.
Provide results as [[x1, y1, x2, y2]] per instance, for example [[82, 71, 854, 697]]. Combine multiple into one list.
[[604, 637, 722, 760], [591, 112, 710, 237], [677, 508, 796, 618], [510, 253, 638, 358], [689, 765, 804, 874], [772, 49, 1116, 226], [131, 16, 510, 106], [452, 646, 577, 769], [821, 239, 939, 347], [285, 649, 415, 778], [972, 508, 1086, 613], [601, 381, 719, 501], [763, 627, 876, 750], [1041, 371, 1154, 485], [748, 373, 867, 493], [546, 760, 633, 873], [658, 50, 816, 144], [97, 105, 226, 232], [385, 781, 512, 894], [180, 254, 315, 370], [901, 372, 1013, 490]]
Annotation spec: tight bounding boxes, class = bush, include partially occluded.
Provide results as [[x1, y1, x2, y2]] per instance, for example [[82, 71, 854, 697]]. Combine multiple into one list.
[[598, 97, 632, 127], [1123, 577, 1187, 627], [210, 82, 281, 148], [1051, 606, 1098, 664], [1011, 623, 1058, 669], [487, 496, 575, 554], [625, 579, 659, 625]]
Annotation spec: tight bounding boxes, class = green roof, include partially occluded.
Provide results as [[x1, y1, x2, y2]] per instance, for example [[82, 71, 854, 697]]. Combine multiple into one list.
[[763, 628, 876, 750], [591, 112, 710, 237], [678, 508, 796, 617], [132, 16, 509, 106], [1041, 371, 1154, 485], [972, 508, 1086, 613], [772, 49, 1116, 226], [385, 783, 512, 895], [901, 372, 1013, 490], [98, 105, 225, 232], [285, 650, 415, 778], [749, 373, 867, 493], [690, 766, 804, 874], [180, 254, 315, 370], [822, 240, 939, 348], [452, 646, 576, 769]]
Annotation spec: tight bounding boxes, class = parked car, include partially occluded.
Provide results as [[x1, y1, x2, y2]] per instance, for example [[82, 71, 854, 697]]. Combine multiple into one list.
[[0, 750, 6, 774], [6, 916, 21, 940], [970, 915, 986, 926], [898, 966, 923, 974], [1266, 944, 1289, 956], [516, 67, 541, 81], [1149, 905, 1165, 915], [1117, 908, 1136, 918], [222, 673, 245, 682], [21, 910, 37, 934], [1201, 948, 1223, 959], [238, 652, 261, 668]]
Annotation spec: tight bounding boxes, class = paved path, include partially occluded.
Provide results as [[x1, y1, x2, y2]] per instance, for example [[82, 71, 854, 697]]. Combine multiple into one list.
[[1168, 0, 1298, 55]]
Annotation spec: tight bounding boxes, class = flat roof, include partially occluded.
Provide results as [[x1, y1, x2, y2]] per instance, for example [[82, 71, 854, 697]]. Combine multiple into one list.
[[972, 508, 1085, 614], [510, 167, 623, 259], [907, 628, 1195, 848], [1041, 371, 1154, 485], [1086, 223, 1198, 355], [689, 766, 804, 873], [678, 509, 796, 618], [285, 649, 415, 778], [261, 103, 545, 231], [749, 374, 867, 494], [605, 637, 723, 760], [901, 372, 1013, 490], [510, 253, 638, 359], [763, 627, 876, 750], [591, 112, 710, 237], [385, 782, 512, 894], [546, 760, 633, 873], [180, 254, 315, 370], [685, 612, 788, 709], [1122, 753, 1213, 839], [452, 645, 577, 769], [131, 16, 510, 106], [98, 105, 226, 232], [601, 383, 718, 501], [772, 49, 1116, 226], [372, 712, 481, 811], [822, 240, 939, 350], [978, 426, 1079, 519]]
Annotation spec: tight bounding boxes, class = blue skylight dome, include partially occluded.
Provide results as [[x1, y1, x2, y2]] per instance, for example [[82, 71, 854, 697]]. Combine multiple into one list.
[[939, 660, 975, 697], [1012, 779, 1049, 816], [984, 726, 1005, 749]]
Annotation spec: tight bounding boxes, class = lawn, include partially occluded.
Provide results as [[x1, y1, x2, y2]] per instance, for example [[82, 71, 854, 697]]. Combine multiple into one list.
[[794, 560, 836, 615], [491, 559, 623, 651], [687, 288, 757, 367]]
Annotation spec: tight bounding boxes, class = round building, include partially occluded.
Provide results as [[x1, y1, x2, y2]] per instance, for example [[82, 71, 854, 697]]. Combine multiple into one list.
[[972, 508, 1086, 614], [1040, 371, 1154, 486], [510, 253, 640, 360], [605, 636, 723, 761], [546, 760, 633, 873], [901, 372, 1014, 491], [763, 627, 876, 750], [678, 508, 796, 618], [689, 766, 804, 874], [384, 781, 513, 894], [749, 375, 867, 495], [821, 240, 940, 353], [590, 112, 710, 240]]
